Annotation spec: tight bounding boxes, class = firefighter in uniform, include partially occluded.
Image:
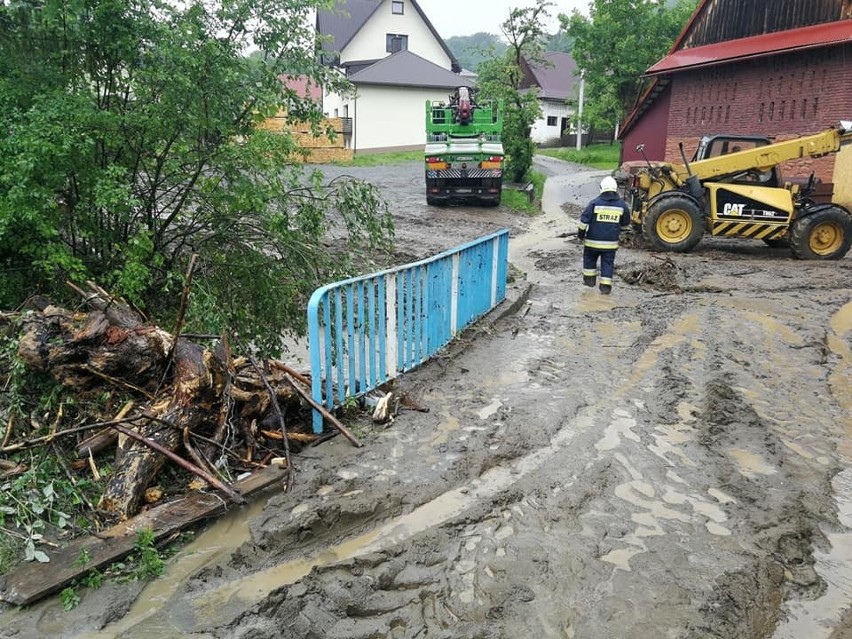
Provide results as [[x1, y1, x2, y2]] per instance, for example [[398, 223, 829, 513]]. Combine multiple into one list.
[[577, 176, 631, 294]]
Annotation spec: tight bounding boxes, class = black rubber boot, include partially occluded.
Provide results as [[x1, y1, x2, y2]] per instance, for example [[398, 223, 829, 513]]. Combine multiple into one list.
[[583, 276, 596, 287], [599, 284, 612, 295]]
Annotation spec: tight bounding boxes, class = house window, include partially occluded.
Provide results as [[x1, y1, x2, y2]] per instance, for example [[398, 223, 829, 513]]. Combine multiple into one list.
[[546, 116, 557, 127], [386, 33, 408, 53], [392, 1, 404, 14]]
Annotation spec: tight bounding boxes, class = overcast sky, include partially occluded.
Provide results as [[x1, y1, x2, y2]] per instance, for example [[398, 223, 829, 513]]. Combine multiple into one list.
[[424, 0, 591, 39]]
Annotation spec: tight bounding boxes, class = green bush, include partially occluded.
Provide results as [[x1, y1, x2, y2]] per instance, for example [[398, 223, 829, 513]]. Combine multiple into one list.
[[0, 0, 394, 354]]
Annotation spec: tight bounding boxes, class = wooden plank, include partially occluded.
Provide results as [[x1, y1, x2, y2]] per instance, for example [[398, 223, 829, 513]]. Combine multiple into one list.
[[0, 465, 285, 606]]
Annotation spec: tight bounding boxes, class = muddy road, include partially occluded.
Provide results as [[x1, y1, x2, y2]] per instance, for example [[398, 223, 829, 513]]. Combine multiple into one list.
[[3, 157, 852, 638]]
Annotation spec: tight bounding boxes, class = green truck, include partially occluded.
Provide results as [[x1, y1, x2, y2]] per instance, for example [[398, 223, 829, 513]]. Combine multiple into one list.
[[424, 87, 504, 206]]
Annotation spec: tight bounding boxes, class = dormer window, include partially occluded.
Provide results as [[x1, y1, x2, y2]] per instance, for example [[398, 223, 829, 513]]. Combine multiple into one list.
[[392, 1, 404, 14], [386, 33, 408, 53]]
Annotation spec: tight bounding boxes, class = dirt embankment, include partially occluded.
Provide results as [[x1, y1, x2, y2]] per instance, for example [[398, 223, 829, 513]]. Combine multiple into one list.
[[3, 157, 852, 639]]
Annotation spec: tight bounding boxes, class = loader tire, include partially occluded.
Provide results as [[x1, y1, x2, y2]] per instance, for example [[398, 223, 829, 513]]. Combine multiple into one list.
[[790, 206, 852, 260], [641, 195, 704, 252]]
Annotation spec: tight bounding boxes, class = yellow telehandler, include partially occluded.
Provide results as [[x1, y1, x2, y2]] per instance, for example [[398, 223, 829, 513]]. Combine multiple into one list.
[[625, 121, 852, 259]]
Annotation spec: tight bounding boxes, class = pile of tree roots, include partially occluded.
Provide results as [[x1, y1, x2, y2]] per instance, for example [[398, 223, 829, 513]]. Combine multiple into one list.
[[5, 282, 353, 525]]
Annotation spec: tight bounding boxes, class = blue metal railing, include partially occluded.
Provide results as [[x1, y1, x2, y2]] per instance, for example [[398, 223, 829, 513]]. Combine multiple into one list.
[[307, 229, 509, 432]]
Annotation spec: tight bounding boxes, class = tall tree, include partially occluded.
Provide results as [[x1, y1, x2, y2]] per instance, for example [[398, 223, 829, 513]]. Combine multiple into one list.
[[560, 0, 698, 131], [0, 0, 394, 353], [544, 30, 573, 54], [477, 1, 554, 183]]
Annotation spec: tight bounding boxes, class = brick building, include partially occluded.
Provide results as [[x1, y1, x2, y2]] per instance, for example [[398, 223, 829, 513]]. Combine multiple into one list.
[[620, 0, 852, 209]]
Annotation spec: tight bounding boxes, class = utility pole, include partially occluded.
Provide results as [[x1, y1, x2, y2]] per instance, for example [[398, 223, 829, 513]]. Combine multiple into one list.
[[575, 71, 585, 151]]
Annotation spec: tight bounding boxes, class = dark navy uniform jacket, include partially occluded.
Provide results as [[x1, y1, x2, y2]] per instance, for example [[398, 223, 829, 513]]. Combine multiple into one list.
[[578, 191, 631, 250]]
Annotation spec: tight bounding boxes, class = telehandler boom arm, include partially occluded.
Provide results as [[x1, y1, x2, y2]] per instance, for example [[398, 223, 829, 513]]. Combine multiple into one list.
[[649, 121, 852, 187]]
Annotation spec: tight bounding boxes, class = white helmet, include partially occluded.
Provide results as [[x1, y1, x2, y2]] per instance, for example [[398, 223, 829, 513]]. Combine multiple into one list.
[[600, 176, 618, 193]]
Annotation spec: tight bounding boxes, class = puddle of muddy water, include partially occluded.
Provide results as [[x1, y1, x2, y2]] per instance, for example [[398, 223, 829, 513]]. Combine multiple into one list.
[[771, 468, 852, 638], [75, 495, 270, 639]]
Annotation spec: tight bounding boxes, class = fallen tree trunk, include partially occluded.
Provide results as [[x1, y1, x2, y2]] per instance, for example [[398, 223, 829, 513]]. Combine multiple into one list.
[[17, 302, 172, 396], [98, 338, 230, 517]]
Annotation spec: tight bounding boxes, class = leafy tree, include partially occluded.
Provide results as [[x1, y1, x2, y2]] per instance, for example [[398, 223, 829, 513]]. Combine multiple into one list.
[[544, 30, 573, 54], [446, 32, 507, 72], [560, 0, 698, 130], [477, 1, 554, 183], [0, 0, 394, 354]]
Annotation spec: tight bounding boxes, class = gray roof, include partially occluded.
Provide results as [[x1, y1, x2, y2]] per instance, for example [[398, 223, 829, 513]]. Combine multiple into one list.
[[521, 51, 579, 101], [317, 0, 461, 73], [348, 50, 473, 89]]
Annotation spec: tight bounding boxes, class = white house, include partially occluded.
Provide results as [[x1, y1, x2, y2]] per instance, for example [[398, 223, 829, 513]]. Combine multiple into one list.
[[520, 51, 581, 147], [317, 0, 472, 152]]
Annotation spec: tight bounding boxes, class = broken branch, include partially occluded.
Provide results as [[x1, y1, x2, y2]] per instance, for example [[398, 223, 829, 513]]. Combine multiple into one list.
[[251, 358, 294, 491]]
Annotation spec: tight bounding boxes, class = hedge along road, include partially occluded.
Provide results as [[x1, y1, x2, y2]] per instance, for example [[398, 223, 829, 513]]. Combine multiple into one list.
[[3, 156, 852, 638]]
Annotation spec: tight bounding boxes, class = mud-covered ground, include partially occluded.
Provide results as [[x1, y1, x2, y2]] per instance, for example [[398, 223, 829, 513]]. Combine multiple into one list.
[[3, 156, 852, 639]]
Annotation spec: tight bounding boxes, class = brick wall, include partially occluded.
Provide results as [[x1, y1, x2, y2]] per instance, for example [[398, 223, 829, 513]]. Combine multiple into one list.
[[665, 43, 852, 208], [258, 113, 353, 163]]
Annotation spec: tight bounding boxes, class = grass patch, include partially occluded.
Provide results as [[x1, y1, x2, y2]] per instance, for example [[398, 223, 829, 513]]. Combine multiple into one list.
[[501, 170, 545, 215], [537, 142, 621, 170], [333, 150, 422, 167]]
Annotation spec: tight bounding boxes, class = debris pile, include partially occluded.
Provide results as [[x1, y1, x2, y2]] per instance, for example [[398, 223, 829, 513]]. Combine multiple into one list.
[[0, 281, 404, 605], [5, 283, 364, 525], [620, 256, 682, 293]]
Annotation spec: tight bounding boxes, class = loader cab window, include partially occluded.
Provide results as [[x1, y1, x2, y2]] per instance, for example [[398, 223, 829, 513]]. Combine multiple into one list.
[[386, 34, 408, 53], [693, 137, 768, 161], [693, 136, 780, 187]]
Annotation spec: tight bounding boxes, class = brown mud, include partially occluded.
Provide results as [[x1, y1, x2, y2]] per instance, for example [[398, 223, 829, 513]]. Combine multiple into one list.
[[2, 156, 852, 638]]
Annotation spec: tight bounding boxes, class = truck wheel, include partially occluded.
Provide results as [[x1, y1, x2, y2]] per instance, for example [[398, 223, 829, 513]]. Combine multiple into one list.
[[790, 206, 852, 260], [641, 195, 704, 252]]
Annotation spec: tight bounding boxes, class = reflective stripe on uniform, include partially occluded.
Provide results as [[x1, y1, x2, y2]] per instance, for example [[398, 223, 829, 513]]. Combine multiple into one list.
[[599, 276, 613, 285], [578, 222, 589, 231], [584, 239, 619, 250], [583, 268, 598, 277]]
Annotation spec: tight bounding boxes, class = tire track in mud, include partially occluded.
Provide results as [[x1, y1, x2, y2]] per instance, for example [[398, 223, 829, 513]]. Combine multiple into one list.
[[584, 264, 848, 638]]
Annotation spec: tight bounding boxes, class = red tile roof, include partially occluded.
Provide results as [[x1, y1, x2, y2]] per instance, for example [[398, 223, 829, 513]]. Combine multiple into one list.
[[282, 76, 322, 101], [646, 20, 852, 76]]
